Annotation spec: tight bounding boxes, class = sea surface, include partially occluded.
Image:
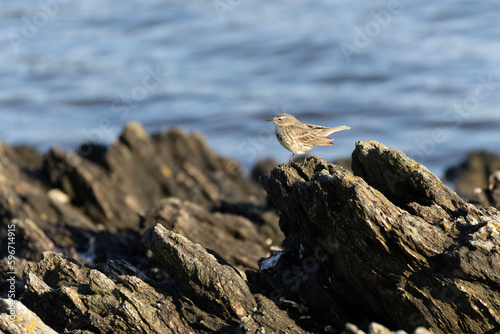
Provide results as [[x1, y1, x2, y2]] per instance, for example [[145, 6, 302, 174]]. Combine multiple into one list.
[[1, 0, 500, 176]]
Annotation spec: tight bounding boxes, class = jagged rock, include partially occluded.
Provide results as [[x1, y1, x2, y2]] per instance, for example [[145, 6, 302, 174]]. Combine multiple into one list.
[[332, 157, 352, 171], [445, 150, 500, 206], [251, 158, 278, 183], [8, 121, 499, 333], [0, 143, 94, 297], [0, 142, 100, 266], [142, 224, 309, 333], [0, 142, 59, 226], [141, 198, 281, 270], [5, 219, 56, 261], [19, 232, 307, 334], [0, 143, 95, 232], [0, 257, 31, 300], [488, 171, 500, 206], [142, 224, 257, 319], [1, 123, 278, 289], [21, 251, 192, 333], [44, 146, 140, 229], [43, 123, 266, 230], [467, 170, 500, 209], [256, 140, 500, 334], [0, 298, 57, 334]]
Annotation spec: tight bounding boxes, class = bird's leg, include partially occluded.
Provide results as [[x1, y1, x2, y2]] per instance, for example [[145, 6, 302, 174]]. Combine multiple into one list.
[[302, 152, 307, 165], [289, 153, 294, 165]]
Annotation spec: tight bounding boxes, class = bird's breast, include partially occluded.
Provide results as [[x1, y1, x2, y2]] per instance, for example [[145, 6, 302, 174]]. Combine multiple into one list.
[[275, 126, 310, 154]]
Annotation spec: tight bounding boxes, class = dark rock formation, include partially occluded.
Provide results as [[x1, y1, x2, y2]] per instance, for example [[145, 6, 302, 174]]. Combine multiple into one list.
[[143, 224, 257, 320], [256, 140, 500, 333], [2, 122, 499, 333], [21, 251, 192, 333], [19, 228, 307, 334], [44, 123, 266, 229], [141, 224, 306, 333], [1, 122, 268, 240], [445, 151, 500, 207], [0, 123, 278, 299], [141, 198, 281, 271], [251, 158, 278, 184]]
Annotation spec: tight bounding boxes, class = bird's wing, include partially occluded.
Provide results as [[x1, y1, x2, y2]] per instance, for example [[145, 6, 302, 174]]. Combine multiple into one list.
[[291, 125, 335, 146], [305, 123, 329, 130], [306, 123, 350, 136]]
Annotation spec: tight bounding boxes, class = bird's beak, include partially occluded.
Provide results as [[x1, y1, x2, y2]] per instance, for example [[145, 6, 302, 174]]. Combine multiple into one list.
[[265, 117, 274, 121]]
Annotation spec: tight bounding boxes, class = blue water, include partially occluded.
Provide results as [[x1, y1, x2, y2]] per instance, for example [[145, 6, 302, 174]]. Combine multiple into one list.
[[1, 0, 500, 176]]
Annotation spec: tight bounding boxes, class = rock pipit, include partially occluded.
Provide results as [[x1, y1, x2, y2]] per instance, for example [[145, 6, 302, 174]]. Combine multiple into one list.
[[266, 113, 350, 165]]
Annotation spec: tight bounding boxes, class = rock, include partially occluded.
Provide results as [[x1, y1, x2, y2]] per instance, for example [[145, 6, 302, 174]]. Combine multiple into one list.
[[20, 237, 308, 333], [0, 142, 60, 227], [488, 171, 500, 206], [44, 146, 140, 229], [0, 257, 31, 300], [141, 223, 308, 333], [0, 122, 288, 331], [256, 140, 500, 333], [5, 219, 56, 261], [0, 142, 100, 264], [352, 141, 471, 216], [21, 251, 192, 333], [42, 123, 267, 230], [0, 298, 57, 334], [445, 151, 500, 205], [215, 201, 282, 242], [251, 158, 278, 183], [142, 224, 257, 319], [7, 121, 499, 333], [468, 170, 500, 209], [239, 294, 311, 334], [332, 157, 352, 171], [141, 198, 281, 271], [0, 122, 277, 285]]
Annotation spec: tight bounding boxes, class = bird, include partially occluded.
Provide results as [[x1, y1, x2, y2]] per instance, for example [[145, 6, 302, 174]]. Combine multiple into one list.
[[266, 113, 350, 165]]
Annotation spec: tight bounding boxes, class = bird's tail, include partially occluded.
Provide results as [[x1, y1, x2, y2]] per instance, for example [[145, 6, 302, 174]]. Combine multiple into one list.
[[326, 125, 350, 136]]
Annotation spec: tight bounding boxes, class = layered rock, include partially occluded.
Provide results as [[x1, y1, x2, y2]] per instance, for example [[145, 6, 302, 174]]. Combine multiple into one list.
[[0, 123, 279, 299], [44, 123, 266, 229], [256, 140, 500, 333], [19, 227, 307, 334], [0, 123, 269, 236], [2, 124, 499, 333], [141, 198, 280, 271], [445, 151, 500, 208], [21, 251, 192, 333]]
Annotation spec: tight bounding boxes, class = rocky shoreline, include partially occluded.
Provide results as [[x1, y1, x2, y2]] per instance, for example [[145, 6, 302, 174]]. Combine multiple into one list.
[[1, 123, 499, 333]]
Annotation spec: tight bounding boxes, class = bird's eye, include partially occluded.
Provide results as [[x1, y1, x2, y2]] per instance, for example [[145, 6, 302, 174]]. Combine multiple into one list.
[[278, 117, 282, 122]]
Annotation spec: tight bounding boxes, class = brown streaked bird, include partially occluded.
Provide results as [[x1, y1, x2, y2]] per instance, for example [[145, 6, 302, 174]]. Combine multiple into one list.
[[266, 113, 350, 165]]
